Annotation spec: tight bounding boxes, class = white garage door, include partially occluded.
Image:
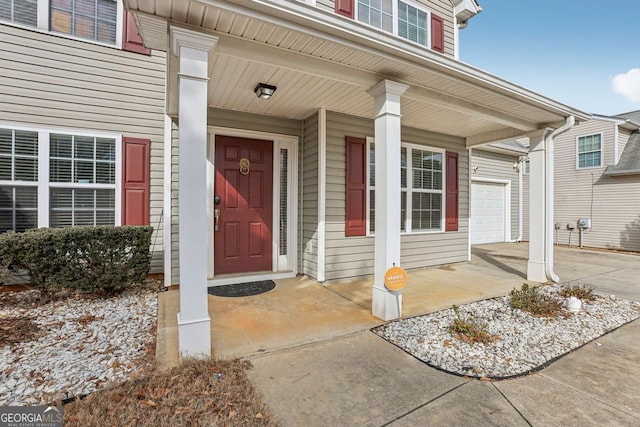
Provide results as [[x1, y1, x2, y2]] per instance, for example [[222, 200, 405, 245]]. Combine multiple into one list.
[[471, 181, 506, 245]]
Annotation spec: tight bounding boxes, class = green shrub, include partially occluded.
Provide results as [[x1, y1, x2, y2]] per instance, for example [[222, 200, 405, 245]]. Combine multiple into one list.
[[510, 283, 562, 317], [0, 232, 13, 284], [0, 226, 152, 297]]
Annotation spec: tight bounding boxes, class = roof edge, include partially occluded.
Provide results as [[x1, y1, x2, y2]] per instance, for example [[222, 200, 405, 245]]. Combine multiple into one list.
[[190, 0, 590, 122]]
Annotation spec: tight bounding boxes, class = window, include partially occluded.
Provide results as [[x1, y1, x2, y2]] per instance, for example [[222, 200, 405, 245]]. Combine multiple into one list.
[[577, 134, 602, 168], [0, 125, 121, 233], [524, 159, 530, 175], [49, 134, 116, 227], [397, 1, 428, 46], [357, 0, 393, 32], [0, 0, 121, 46], [369, 142, 444, 233], [410, 147, 443, 231], [357, 0, 431, 47], [279, 149, 288, 256], [0, 0, 38, 26], [50, 0, 118, 44], [0, 129, 39, 232]]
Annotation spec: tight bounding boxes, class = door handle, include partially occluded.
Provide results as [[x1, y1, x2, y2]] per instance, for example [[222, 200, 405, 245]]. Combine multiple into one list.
[[214, 209, 221, 231]]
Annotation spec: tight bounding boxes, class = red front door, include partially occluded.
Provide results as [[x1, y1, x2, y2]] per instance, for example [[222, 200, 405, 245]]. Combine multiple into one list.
[[214, 135, 273, 274]]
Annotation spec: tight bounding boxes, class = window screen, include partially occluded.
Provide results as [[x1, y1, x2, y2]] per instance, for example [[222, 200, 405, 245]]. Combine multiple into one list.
[[0, 0, 38, 27], [50, 0, 117, 44]]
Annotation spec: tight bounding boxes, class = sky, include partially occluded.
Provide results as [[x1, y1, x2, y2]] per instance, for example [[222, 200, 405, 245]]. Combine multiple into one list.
[[459, 0, 640, 116]]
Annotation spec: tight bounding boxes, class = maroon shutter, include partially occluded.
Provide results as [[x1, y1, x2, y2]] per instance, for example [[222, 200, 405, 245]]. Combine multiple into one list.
[[123, 11, 151, 55], [431, 13, 444, 53], [335, 0, 355, 19], [445, 151, 458, 231], [122, 137, 150, 226], [345, 136, 367, 237]]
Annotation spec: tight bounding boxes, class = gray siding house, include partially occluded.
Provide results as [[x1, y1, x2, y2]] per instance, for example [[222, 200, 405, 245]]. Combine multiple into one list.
[[0, 0, 596, 356], [120, 0, 589, 356], [522, 113, 640, 252], [0, 1, 167, 271]]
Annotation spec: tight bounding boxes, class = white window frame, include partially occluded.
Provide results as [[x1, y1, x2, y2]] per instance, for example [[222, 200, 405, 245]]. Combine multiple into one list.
[[523, 158, 530, 175], [356, 0, 431, 48], [366, 138, 446, 236], [1, 0, 123, 48], [0, 122, 122, 231], [576, 132, 603, 170]]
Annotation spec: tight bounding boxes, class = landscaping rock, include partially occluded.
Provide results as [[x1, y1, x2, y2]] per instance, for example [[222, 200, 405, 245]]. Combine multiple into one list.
[[0, 288, 157, 405], [374, 285, 640, 379]]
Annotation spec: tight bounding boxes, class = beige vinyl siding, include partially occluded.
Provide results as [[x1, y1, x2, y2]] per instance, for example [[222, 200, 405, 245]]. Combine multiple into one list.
[[302, 113, 320, 279], [427, 0, 455, 57], [170, 122, 180, 284], [617, 128, 633, 163], [553, 119, 640, 251], [523, 118, 640, 252], [170, 109, 303, 284], [316, 0, 455, 57], [0, 23, 166, 272], [324, 112, 374, 279], [400, 122, 469, 268], [323, 111, 468, 280], [471, 149, 521, 239], [316, 0, 334, 14]]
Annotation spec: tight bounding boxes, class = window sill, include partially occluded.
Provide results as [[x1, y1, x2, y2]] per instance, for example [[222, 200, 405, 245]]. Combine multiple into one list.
[[366, 229, 446, 238], [576, 166, 603, 171], [1, 20, 121, 50]]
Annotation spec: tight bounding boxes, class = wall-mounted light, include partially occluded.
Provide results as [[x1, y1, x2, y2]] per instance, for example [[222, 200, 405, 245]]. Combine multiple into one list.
[[254, 83, 277, 99]]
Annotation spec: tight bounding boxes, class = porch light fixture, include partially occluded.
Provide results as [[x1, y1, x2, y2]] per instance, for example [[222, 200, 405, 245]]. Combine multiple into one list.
[[254, 83, 277, 99]]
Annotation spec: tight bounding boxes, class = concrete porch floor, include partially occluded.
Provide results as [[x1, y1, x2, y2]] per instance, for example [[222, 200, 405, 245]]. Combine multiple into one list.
[[156, 244, 534, 367]]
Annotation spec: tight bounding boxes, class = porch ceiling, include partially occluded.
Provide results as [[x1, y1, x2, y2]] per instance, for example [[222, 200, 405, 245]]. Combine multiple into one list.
[[126, 0, 589, 142]]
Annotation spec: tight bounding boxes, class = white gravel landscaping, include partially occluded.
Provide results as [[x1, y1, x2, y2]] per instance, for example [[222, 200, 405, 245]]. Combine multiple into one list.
[[374, 285, 640, 379], [0, 288, 157, 406]]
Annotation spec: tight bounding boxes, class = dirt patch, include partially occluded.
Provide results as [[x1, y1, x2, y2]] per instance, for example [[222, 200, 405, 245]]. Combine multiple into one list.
[[0, 317, 44, 347], [0, 284, 33, 293], [64, 358, 276, 427]]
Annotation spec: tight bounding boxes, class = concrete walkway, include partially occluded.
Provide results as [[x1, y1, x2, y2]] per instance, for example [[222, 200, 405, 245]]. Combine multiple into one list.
[[245, 243, 640, 426], [156, 243, 640, 425], [157, 246, 534, 365], [248, 322, 640, 426]]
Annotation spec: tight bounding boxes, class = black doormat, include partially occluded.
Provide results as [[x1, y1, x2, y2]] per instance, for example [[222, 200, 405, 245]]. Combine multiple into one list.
[[208, 280, 276, 297]]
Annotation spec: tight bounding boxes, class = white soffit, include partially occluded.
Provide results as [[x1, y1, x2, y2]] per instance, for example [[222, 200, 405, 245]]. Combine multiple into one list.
[[126, 0, 589, 137]]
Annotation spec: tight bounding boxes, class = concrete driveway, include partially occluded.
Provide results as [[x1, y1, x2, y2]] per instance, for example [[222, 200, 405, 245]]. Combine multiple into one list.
[[472, 242, 640, 302], [246, 243, 640, 426]]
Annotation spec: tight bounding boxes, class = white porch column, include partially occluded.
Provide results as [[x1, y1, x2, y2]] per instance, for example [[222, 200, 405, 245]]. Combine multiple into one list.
[[367, 80, 409, 320], [170, 27, 218, 358], [527, 129, 548, 282]]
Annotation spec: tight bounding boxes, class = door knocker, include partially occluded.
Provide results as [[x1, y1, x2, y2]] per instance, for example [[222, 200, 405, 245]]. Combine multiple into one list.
[[239, 158, 250, 175]]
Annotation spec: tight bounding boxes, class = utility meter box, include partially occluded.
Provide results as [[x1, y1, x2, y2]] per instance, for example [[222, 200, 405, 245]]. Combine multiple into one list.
[[577, 218, 591, 229]]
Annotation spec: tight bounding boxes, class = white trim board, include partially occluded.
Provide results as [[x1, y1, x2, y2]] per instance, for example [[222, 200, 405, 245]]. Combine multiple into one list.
[[163, 114, 172, 286], [317, 108, 327, 282]]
